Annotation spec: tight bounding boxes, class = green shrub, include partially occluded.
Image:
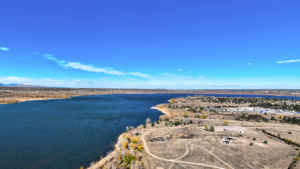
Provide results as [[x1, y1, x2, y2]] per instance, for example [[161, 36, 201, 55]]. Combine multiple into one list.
[[263, 140, 268, 144], [249, 142, 253, 146], [253, 137, 256, 141], [151, 123, 155, 127], [209, 125, 215, 132], [289, 131, 292, 134], [122, 154, 136, 167]]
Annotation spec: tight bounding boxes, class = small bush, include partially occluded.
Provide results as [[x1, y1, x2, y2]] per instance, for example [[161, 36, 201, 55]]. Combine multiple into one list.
[[204, 125, 209, 131], [263, 140, 268, 144], [253, 137, 256, 141], [122, 154, 136, 167], [143, 124, 146, 128], [151, 123, 155, 127], [249, 142, 253, 146], [289, 131, 292, 134], [209, 125, 215, 132]]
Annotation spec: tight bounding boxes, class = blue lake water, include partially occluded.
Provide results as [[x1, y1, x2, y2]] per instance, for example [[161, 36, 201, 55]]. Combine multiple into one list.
[[0, 94, 299, 169]]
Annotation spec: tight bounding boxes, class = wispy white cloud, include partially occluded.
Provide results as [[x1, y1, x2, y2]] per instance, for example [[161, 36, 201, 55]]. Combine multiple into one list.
[[247, 63, 251, 65], [43, 54, 66, 65], [128, 72, 152, 79], [178, 69, 181, 71], [64, 62, 124, 75], [43, 55, 152, 79], [187, 71, 192, 73], [0, 47, 10, 51], [2, 76, 31, 82], [277, 59, 300, 64]]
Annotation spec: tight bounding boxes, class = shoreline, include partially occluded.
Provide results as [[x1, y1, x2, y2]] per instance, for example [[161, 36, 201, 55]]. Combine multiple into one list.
[[87, 133, 124, 169], [1, 92, 299, 105], [151, 106, 170, 115], [87, 106, 168, 169]]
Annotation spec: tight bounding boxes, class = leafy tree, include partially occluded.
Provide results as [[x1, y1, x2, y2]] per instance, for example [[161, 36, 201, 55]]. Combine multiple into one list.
[[209, 125, 215, 132], [204, 125, 209, 131], [224, 120, 229, 125]]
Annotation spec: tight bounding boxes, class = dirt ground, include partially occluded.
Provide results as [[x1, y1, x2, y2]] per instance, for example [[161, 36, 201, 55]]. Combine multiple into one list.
[[136, 118, 300, 169]]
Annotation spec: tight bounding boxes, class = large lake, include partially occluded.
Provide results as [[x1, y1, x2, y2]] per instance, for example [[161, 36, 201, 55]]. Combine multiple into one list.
[[1, 94, 299, 169]]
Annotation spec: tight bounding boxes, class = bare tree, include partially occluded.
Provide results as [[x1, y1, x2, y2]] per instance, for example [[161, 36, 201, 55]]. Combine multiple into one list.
[[145, 118, 151, 124]]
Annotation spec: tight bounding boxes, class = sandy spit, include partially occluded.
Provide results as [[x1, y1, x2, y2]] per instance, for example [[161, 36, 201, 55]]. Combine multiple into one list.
[[151, 106, 170, 115]]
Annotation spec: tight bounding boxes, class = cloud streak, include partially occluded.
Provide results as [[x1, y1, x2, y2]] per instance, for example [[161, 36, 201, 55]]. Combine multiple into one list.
[[43, 54, 153, 79], [277, 59, 300, 64], [0, 47, 10, 51]]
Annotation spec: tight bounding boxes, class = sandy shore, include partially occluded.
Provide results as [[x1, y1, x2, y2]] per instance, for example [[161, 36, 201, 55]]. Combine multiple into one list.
[[0, 97, 64, 104], [151, 106, 170, 115]]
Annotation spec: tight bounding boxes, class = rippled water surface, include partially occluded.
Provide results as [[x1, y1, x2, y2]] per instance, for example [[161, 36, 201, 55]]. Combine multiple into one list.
[[0, 94, 299, 169]]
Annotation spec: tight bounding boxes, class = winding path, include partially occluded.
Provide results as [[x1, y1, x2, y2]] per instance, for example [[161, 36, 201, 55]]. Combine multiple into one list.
[[142, 128, 233, 169]]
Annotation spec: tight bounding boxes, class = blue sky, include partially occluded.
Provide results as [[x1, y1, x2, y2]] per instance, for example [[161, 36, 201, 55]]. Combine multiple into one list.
[[0, 0, 299, 89]]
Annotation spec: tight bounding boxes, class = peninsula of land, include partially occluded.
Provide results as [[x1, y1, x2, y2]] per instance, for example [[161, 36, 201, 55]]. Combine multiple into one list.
[[88, 95, 300, 169]]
